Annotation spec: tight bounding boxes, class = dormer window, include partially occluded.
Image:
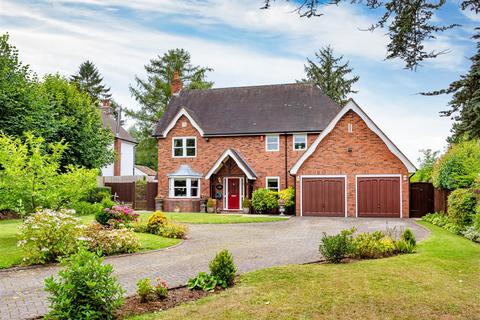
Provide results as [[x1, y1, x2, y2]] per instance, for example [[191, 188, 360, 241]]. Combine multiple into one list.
[[172, 137, 196, 157], [293, 134, 307, 150], [266, 134, 279, 152]]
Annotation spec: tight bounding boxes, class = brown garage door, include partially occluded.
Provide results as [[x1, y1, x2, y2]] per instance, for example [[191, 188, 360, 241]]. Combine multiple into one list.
[[302, 177, 345, 216], [357, 176, 400, 218]]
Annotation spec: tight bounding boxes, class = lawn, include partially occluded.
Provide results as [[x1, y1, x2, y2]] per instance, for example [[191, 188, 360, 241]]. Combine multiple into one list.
[[136, 212, 289, 224], [130, 222, 480, 320], [0, 216, 180, 269], [0, 212, 287, 269]]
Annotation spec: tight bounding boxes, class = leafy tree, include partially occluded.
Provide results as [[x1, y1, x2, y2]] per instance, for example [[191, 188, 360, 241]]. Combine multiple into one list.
[[70, 60, 111, 102], [411, 149, 440, 183], [129, 125, 158, 170], [300, 46, 359, 105], [0, 35, 113, 169], [0, 133, 98, 214], [128, 49, 213, 130], [0, 33, 53, 138], [423, 29, 480, 143], [262, 0, 478, 70], [128, 49, 213, 167], [432, 139, 480, 190], [40, 74, 114, 169]]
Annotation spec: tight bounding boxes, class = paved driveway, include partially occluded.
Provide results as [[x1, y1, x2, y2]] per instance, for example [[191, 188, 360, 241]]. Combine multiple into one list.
[[0, 217, 428, 320]]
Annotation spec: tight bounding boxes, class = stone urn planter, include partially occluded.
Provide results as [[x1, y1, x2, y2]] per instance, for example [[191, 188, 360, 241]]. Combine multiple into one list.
[[242, 207, 250, 214], [242, 198, 251, 214], [207, 198, 215, 213]]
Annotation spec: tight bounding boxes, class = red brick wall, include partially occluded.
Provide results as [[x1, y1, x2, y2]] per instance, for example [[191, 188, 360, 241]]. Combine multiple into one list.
[[295, 110, 410, 217], [156, 115, 316, 200]]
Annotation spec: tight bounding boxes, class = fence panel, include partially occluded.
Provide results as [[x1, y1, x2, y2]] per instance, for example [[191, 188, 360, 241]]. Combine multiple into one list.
[[410, 182, 434, 218], [105, 182, 134, 204]]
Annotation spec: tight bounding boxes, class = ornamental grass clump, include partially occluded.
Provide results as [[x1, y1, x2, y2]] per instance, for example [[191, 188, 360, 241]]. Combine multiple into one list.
[[18, 209, 84, 264], [44, 249, 124, 320]]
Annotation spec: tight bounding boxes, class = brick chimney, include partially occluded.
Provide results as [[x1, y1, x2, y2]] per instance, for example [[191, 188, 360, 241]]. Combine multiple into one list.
[[171, 71, 182, 95], [100, 99, 111, 114]]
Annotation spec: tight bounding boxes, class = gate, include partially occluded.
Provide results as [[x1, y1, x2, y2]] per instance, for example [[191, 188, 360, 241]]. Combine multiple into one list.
[[104, 179, 158, 211], [410, 182, 434, 218]]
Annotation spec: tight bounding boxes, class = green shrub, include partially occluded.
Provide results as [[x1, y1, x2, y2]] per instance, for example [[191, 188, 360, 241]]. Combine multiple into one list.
[[351, 231, 396, 259], [319, 228, 355, 263], [0, 134, 98, 215], [101, 197, 115, 209], [278, 187, 295, 208], [207, 198, 215, 208], [154, 277, 169, 299], [432, 139, 480, 190], [242, 198, 251, 208], [137, 278, 155, 303], [86, 187, 112, 203], [252, 188, 278, 213], [423, 212, 449, 227], [187, 272, 219, 292], [18, 209, 83, 264], [83, 222, 140, 256], [395, 239, 416, 253], [209, 249, 237, 288], [401, 228, 416, 247], [462, 226, 480, 242], [146, 211, 168, 233], [44, 249, 124, 320], [72, 201, 103, 216], [447, 188, 476, 227], [157, 221, 187, 239], [95, 205, 139, 228], [473, 211, 480, 231]]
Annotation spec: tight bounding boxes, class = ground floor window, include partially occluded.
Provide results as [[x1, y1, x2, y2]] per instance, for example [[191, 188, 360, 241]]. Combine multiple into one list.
[[169, 177, 200, 198], [266, 177, 280, 191]]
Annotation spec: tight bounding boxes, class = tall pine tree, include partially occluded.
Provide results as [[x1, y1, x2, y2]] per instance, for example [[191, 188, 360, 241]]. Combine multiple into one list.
[[127, 49, 213, 169], [70, 60, 111, 102], [300, 46, 359, 105], [423, 28, 480, 143]]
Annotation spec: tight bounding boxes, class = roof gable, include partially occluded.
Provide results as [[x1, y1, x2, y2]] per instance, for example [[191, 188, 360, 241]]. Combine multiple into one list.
[[290, 99, 416, 174], [154, 83, 341, 137], [160, 108, 205, 138], [205, 149, 257, 180]]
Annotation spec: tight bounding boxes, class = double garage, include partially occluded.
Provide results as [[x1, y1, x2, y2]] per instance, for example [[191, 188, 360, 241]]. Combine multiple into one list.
[[301, 175, 402, 218]]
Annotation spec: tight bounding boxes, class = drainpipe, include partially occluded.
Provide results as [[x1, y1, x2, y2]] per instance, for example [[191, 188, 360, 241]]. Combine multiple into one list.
[[284, 133, 288, 188]]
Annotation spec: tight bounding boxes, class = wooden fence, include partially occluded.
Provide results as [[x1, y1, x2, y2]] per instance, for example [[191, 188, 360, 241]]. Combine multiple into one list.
[[410, 182, 450, 217], [104, 181, 158, 211]]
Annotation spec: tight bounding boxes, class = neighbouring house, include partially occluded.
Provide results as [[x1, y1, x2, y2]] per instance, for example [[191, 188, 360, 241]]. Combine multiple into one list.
[[153, 74, 416, 217], [135, 165, 157, 178], [100, 100, 138, 176]]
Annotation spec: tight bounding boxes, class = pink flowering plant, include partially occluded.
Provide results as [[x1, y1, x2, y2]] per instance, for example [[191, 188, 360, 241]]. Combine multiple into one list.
[[155, 277, 169, 299], [96, 205, 139, 229]]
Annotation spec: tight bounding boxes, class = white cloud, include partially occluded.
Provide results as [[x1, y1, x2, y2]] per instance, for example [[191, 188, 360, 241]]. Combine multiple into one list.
[[0, 0, 456, 162]]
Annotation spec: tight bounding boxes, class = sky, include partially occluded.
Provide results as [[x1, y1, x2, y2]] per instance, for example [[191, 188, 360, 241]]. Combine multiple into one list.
[[1, 0, 478, 165]]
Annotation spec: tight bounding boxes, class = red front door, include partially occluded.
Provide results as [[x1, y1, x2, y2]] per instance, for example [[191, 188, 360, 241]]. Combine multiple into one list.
[[227, 178, 240, 210]]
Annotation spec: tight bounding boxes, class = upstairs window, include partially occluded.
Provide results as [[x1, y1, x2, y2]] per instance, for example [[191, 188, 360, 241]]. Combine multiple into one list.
[[266, 177, 280, 191], [266, 135, 279, 152], [173, 137, 196, 157], [293, 134, 307, 150]]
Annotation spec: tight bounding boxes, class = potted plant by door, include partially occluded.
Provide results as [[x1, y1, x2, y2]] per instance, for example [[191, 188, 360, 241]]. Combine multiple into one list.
[[207, 198, 215, 213], [242, 198, 251, 214]]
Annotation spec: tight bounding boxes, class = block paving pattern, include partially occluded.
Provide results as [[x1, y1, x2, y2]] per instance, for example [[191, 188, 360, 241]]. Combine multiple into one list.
[[0, 217, 428, 320]]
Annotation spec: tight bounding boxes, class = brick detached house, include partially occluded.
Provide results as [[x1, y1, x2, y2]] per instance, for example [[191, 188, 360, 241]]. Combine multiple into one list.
[[154, 74, 416, 218]]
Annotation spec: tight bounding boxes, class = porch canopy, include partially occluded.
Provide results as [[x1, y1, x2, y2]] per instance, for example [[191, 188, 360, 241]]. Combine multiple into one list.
[[205, 149, 257, 180]]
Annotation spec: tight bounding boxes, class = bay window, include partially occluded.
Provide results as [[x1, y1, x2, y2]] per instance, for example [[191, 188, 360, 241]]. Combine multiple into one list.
[[169, 177, 200, 198]]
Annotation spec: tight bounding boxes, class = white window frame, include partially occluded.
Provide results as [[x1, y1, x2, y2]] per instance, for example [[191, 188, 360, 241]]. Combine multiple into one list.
[[265, 176, 280, 192], [172, 136, 197, 158], [168, 177, 201, 198], [293, 133, 308, 151], [223, 177, 245, 210], [265, 134, 280, 152]]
